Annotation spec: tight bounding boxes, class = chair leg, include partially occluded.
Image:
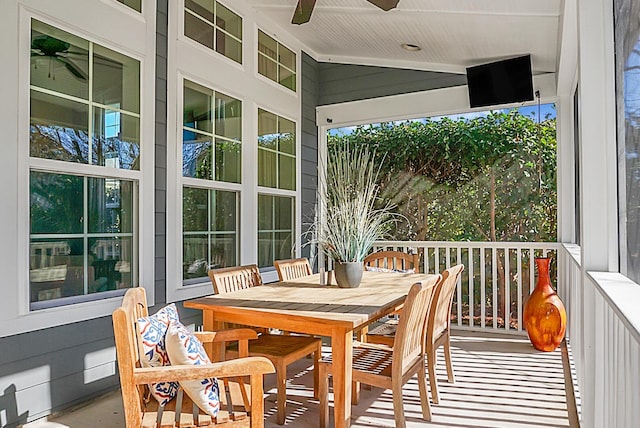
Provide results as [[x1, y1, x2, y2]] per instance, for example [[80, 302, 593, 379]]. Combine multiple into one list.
[[313, 343, 321, 399], [391, 377, 406, 428], [418, 360, 432, 421], [444, 334, 455, 383], [318, 363, 330, 428], [427, 347, 440, 404], [276, 361, 287, 425], [351, 380, 360, 405]]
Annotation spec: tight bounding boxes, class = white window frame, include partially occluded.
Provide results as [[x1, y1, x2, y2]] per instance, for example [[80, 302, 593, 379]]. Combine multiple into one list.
[[0, 0, 155, 338], [257, 29, 297, 93], [256, 106, 298, 273], [181, 0, 244, 67], [167, 0, 302, 301], [180, 77, 243, 286]]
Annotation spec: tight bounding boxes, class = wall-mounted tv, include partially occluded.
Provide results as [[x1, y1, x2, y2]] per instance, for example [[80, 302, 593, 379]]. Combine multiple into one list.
[[466, 55, 534, 108]]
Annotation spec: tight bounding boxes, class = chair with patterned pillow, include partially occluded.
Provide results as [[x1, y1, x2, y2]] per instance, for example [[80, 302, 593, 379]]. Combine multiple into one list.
[[112, 287, 275, 427], [364, 250, 420, 273], [208, 264, 322, 425]]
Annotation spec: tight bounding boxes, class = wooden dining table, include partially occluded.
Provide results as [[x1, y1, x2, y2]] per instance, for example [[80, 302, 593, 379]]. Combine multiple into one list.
[[184, 270, 437, 428]]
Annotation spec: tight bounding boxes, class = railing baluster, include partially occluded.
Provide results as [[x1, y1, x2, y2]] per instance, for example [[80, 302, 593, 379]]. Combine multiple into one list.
[[457, 246, 462, 327], [446, 247, 451, 269], [517, 248, 523, 332], [434, 247, 440, 274], [480, 247, 486, 329], [469, 247, 474, 327], [493, 247, 497, 329], [529, 248, 535, 294], [425, 246, 430, 274], [505, 247, 510, 331]]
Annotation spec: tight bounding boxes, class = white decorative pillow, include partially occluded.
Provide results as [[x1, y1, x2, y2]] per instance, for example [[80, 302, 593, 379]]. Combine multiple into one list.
[[365, 266, 415, 274], [136, 303, 180, 405], [165, 321, 220, 417]]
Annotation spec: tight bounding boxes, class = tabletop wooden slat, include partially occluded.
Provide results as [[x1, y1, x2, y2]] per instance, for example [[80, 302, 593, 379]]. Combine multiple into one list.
[[185, 271, 438, 332]]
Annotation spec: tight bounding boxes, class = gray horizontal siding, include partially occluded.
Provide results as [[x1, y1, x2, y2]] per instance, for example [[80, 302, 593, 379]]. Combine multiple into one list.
[[318, 62, 466, 105], [0, 317, 118, 422], [301, 53, 320, 263]]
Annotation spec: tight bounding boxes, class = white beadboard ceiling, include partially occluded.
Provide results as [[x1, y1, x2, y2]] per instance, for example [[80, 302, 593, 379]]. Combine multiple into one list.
[[245, 0, 562, 75]]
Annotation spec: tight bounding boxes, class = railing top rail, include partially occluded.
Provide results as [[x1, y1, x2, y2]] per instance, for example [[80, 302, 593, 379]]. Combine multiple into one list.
[[589, 271, 640, 345], [373, 240, 561, 250]]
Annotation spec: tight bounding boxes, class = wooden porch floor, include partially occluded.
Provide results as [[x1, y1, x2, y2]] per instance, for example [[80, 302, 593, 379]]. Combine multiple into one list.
[[39, 331, 579, 427]]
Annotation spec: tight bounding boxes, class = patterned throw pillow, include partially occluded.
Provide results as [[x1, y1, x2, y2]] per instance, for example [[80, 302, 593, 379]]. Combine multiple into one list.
[[165, 321, 220, 417], [136, 304, 180, 405], [365, 266, 416, 274]]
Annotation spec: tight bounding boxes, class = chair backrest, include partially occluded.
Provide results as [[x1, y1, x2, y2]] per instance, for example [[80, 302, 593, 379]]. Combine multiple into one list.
[[427, 264, 464, 343], [391, 274, 442, 378], [274, 258, 312, 281], [364, 250, 420, 273], [209, 265, 263, 294], [112, 287, 150, 427]]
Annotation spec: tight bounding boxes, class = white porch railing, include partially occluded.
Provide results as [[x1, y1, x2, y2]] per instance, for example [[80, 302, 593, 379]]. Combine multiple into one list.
[[372, 241, 560, 333], [559, 243, 640, 427]]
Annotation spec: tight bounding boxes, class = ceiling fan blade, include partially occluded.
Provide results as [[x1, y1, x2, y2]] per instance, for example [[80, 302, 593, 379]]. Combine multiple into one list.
[[291, 0, 316, 25], [54, 57, 88, 80], [366, 0, 400, 11]]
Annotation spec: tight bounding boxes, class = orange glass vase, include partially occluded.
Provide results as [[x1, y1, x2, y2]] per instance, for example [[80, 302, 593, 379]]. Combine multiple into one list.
[[523, 257, 566, 352]]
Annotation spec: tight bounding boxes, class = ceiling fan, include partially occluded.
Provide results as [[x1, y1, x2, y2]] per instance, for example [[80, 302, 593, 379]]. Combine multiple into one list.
[[291, 0, 400, 25], [31, 35, 88, 81]]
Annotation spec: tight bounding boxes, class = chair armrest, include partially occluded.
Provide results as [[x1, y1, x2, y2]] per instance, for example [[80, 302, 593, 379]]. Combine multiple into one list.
[[194, 328, 258, 344], [133, 357, 275, 384]]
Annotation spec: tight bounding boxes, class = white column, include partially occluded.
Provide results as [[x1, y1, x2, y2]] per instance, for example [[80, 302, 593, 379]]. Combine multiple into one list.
[[576, 0, 618, 425]]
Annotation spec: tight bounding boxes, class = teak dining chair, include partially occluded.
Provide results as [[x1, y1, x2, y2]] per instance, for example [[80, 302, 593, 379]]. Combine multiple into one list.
[[274, 258, 312, 281], [112, 287, 275, 427], [363, 250, 420, 272], [208, 264, 322, 425], [318, 275, 442, 428], [367, 264, 465, 404]]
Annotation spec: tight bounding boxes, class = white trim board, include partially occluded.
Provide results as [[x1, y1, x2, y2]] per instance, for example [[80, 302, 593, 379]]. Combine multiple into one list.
[[316, 73, 557, 128]]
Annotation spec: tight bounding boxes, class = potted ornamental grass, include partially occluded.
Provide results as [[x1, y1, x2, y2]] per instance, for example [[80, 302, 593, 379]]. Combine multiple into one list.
[[315, 145, 397, 288]]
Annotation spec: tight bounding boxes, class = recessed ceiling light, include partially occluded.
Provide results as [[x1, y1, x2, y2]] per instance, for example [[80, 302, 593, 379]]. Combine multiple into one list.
[[401, 43, 421, 51]]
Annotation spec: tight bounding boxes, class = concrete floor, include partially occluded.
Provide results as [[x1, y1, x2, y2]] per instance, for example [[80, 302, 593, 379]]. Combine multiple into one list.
[[26, 331, 579, 427]]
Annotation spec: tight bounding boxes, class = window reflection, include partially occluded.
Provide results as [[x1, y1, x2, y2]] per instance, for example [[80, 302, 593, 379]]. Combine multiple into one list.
[[258, 108, 296, 190], [615, 0, 640, 283], [182, 80, 241, 183], [29, 172, 136, 304], [258, 30, 296, 92], [257, 194, 294, 268], [184, 0, 243, 64], [183, 187, 238, 281]]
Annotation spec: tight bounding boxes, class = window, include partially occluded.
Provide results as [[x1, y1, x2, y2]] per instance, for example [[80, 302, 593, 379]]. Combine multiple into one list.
[[258, 194, 294, 268], [183, 80, 241, 183], [29, 19, 140, 309], [258, 108, 296, 190], [614, 0, 640, 283], [182, 80, 241, 282], [183, 188, 238, 282], [116, 0, 141, 12], [258, 30, 296, 92], [184, 0, 242, 64]]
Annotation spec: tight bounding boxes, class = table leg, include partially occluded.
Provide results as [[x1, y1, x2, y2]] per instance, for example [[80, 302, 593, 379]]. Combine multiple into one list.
[[202, 310, 225, 362], [331, 328, 353, 428]]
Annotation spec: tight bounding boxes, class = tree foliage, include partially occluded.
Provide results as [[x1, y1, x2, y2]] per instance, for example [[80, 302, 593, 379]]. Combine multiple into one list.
[[328, 110, 557, 243]]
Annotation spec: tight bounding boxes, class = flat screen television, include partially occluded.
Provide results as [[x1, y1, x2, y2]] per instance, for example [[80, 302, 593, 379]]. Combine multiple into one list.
[[466, 55, 533, 108]]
